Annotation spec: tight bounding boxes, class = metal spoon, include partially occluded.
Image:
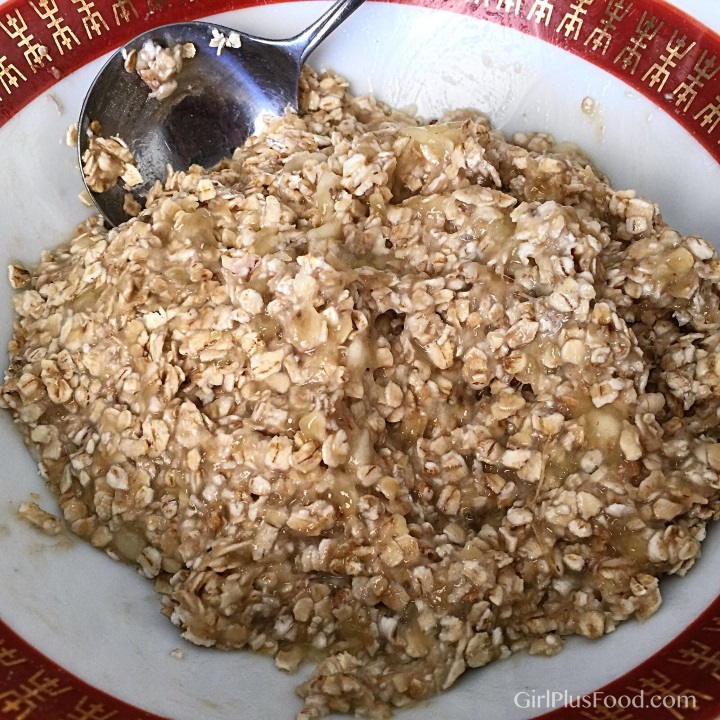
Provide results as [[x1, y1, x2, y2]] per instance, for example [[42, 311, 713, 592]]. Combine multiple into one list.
[[78, 0, 366, 227]]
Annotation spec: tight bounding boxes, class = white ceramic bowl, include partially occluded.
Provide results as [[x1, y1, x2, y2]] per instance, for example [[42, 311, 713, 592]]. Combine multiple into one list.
[[1, 1, 720, 718]]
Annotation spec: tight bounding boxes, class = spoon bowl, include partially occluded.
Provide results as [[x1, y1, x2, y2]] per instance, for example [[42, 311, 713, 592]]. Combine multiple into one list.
[[78, 0, 365, 226]]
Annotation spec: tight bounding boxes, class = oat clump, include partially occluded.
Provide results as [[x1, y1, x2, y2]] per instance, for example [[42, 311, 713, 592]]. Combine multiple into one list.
[[3, 67, 720, 719], [18, 501, 65, 536], [81, 133, 142, 193], [124, 40, 196, 100]]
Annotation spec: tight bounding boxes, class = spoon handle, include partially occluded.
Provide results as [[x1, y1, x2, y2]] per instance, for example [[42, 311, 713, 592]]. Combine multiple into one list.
[[289, 0, 368, 64]]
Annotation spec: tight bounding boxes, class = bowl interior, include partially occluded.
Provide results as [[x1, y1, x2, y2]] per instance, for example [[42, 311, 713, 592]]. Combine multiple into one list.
[[1, 2, 720, 718]]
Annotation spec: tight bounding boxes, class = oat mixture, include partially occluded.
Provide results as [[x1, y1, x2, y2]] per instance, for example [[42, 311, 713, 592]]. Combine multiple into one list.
[[3, 67, 720, 718]]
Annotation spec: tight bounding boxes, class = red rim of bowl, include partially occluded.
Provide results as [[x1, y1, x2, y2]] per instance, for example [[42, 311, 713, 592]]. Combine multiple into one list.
[[1, 0, 720, 718]]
